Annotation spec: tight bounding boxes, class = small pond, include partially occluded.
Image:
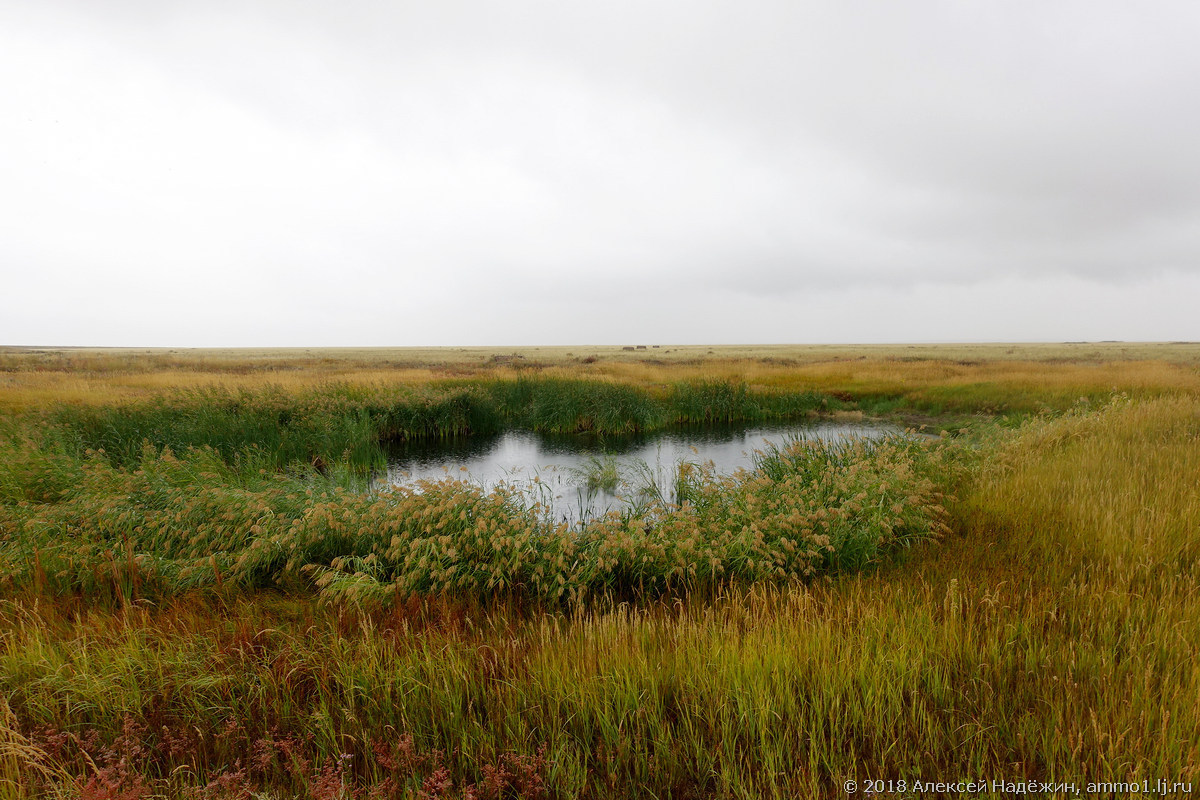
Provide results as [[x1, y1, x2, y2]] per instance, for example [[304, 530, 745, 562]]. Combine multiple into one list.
[[380, 420, 904, 523]]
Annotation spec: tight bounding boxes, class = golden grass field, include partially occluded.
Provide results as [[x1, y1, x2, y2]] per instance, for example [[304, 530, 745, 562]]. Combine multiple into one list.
[[3, 342, 1199, 412], [1, 343, 1198, 798]]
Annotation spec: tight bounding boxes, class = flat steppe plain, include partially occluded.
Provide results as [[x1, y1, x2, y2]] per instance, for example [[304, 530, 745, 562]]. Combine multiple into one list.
[[1, 343, 1197, 798], [3, 341, 1199, 411]]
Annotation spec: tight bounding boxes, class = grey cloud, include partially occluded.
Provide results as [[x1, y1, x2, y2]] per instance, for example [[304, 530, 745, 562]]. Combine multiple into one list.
[[4, 1, 1200, 345]]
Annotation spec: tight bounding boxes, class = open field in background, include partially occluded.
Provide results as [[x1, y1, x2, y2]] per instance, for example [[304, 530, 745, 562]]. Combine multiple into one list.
[[1, 345, 1198, 797], [3, 342, 1200, 416], [7, 341, 1200, 369]]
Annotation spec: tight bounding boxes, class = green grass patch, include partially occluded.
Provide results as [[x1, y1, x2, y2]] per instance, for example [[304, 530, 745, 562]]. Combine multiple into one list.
[[0, 432, 952, 606]]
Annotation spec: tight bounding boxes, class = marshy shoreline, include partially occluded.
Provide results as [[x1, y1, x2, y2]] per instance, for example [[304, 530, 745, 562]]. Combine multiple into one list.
[[1, 344, 1197, 798]]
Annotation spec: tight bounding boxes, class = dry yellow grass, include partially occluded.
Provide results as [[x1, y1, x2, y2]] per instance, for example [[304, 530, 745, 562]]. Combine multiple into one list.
[[6, 340, 1200, 366], [3, 342, 1199, 413]]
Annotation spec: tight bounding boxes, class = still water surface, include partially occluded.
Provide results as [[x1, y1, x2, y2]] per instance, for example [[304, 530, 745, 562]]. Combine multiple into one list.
[[381, 421, 900, 523]]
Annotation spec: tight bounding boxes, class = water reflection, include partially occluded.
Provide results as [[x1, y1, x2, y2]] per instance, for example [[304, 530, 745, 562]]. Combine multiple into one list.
[[380, 421, 900, 523]]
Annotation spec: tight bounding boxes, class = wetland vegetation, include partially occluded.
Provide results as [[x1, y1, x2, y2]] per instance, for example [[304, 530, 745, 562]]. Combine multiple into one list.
[[1, 344, 1198, 797], [382, 420, 905, 521]]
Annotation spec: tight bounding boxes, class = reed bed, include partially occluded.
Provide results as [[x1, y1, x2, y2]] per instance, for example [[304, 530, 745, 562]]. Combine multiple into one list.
[[0, 430, 948, 607], [29, 378, 833, 473]]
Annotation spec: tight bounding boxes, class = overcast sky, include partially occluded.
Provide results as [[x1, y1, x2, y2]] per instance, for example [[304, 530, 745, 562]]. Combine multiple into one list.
[[3, 1, 1199, 346]]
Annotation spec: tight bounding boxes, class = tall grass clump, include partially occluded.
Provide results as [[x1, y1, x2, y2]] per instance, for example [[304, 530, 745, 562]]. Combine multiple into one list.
[[0, 430, 951, 607], [668, 380, 832, 425], [481, 376, 667, 434], [564, 435, 953, 598], [282, 433, 952, 605], [0, 445, 332, 602], [47, 385, 383, 472], [0, 434, 84, 505], [670, 380, 762, 424], [571, 455, 623, 494], [35, 379, 840, 478], [369, 386, 502, 441]]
